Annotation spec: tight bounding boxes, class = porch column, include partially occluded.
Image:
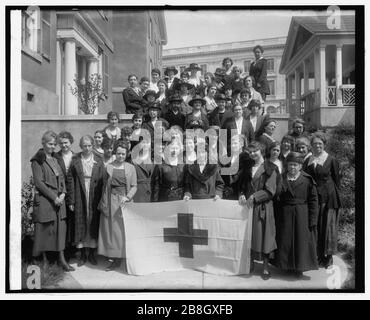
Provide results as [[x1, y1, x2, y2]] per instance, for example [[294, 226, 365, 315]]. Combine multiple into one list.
[[287, 74, 294, 117], [319, 44, 327, 107], [64, 39, 78, 115], [295, 68, 301, 117], [303, 59, 309, 94], [87, 57, 99, 114], [56, 40, 62, 115], [336, 44, 343, 106]]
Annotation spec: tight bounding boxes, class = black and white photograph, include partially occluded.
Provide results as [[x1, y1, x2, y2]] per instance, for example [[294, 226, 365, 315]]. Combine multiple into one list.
[[5, 3, 364, 296]]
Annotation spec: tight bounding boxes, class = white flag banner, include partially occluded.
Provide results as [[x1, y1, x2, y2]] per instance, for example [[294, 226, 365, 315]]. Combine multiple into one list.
[[122, 199, 253, 276]]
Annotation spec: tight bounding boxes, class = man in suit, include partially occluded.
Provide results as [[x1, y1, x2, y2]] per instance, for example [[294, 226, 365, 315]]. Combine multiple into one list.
[[164, 66, 180, 96], [122, 74, 146, 114], [222, 103, 255, 155], [164, 94, 186, 131]]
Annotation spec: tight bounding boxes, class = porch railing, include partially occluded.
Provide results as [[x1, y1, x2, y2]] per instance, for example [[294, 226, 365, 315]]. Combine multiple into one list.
[[341, 84, 355, 106], [327, 86, 337, 106]]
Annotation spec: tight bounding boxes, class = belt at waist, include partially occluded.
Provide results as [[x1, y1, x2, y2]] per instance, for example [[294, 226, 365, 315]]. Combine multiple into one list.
[[137, 178, 152, 184]]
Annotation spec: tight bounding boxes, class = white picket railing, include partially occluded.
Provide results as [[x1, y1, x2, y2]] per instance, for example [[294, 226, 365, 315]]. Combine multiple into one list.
[[341, 84, 355, 106]]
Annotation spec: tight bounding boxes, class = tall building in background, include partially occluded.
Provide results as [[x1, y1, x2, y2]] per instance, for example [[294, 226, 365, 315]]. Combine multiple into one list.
[[162, 37, 287, 113]]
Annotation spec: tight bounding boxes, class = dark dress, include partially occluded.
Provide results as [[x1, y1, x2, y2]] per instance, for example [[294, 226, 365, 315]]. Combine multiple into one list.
[[30, 149, 67, 256], [184, 164, 224, 199], [152, 163, 185, 201], [185, 113, 210, 131], [238, 160, 280, 260], [257, 133, 276, 151], [303, 153, 342, 258], [68, 153, 104, 247], [133, 163, 155, 202], [164, 110, 186, 130], [275, 172, 319, 272], [249, 58, 270, 99], [54, 150, 75, 246]]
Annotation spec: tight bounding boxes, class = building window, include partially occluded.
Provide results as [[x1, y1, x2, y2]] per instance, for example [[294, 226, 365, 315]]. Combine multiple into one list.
[[103, 52, 109, 93], [268, 80, 275, 95], [200, 64, 207, 76], [244, 60, 251, 73], [41, 10, 51, 59], [180, 66, 186, 74], [22, 9, 40, 53], [267, 59, 274, 72]]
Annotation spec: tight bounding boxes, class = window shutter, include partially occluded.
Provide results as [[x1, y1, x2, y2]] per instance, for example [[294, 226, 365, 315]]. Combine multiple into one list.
[[41, 10, 51, 58]]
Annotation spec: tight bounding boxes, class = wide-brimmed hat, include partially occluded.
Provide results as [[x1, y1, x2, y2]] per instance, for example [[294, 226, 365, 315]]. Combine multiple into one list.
[[168, 93, 183, 103], [215, 93, 227, 101], [185, 63, 202, 72], [143, 90, 157, 100], [285, 151, 304, 164], [188, 94, 206, 107], [173, 81, 194, 91], [214, 68, 226, 77], [164, 66, 178, 76]]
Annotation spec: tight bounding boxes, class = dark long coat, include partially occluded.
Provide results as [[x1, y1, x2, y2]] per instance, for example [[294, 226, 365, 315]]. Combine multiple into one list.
[[164, 110, 186, 131], [249, 58, 270, 96], [238, 160, 280, 259], [303, 154, 342, 257], [122, 87, 146, 114], [275, 172, 319, 272], [54, 150, 75, 244], [152, 163, 185, 201], [31, 149, 67, 223], [67, 153, 104, 243], [133, 163, 156, 202], [184, 164, 224, 199]]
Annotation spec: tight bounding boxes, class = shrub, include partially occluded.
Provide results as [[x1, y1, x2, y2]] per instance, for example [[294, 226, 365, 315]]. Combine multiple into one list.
[[21, 177, 35, 241]]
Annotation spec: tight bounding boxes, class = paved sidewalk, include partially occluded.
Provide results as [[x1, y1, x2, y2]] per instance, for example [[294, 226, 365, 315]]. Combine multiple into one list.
[[56, 255, 349, 290]]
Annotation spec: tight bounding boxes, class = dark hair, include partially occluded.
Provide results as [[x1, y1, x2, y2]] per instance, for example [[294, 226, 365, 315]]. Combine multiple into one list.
[[94, 129, 105, 137], [180, 71, 189, 78], [121, 126, 133, 137], [266, 141, 281, 158], [157, 79, 167, 88], [247, 141, 265, 157], [253, 45, 264, 54], [127, 74, 137, 81], [281, 135, 295, 150], [113, 139, 130, 155], [244, 75, 256, 87], [132, 112, 144, 121], [101, 136, 114, 150], [204, 72, 215, 82], [151, 68, 161, 76], [140, 76, 150, 84], [247, 99, 262, 110], [222, 57, 233, 68], [79, 135, 94, 149], [311, 132, 327, 145], [239, 88, 251, 97], [107, 111, 120, 122], [58, 131, 74, 144]]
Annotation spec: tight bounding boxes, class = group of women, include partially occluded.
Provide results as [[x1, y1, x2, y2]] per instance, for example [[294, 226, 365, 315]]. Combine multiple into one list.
[[29, 45, 342, 280]]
